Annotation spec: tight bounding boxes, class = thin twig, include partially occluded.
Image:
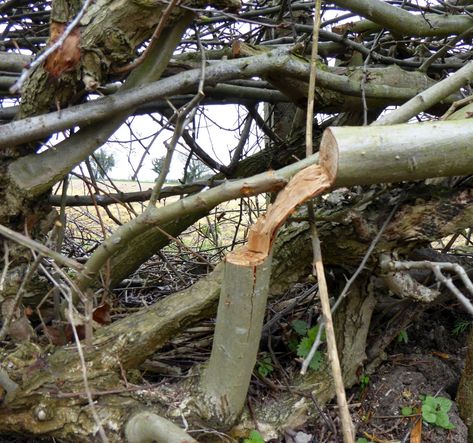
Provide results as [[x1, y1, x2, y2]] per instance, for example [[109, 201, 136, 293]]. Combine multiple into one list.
[[308, 223, 354, 443], [10, 0, 93, 93], [301, 319, 324, 373], [419, 26, 473, 73], [148, 31, 206, 206], [0, 224, 84, 271], [440, 94, 473, 120], [0, 241, 9, 292], [332, 204, 399, 313], [64, 289, 110, 443], [381, 258, 473, 316], [302, 203, 399, 362], [304, 0, 354, 440], [361, 30, 384, 125], [305, 0, 322, 156]]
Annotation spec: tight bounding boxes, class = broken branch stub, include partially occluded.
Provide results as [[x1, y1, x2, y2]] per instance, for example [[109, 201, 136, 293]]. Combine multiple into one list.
[[200, 164, 333, 426], [245, 164, 333, 258]]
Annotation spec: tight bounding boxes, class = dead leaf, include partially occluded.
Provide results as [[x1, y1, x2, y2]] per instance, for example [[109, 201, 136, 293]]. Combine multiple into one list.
[[332, 23, 354, 35], [8, 316, 35, 342], [64, 324, 85, 343], [93, 302, 111, 325], [24, 306, 33, 317], [410, 418, 422, 443], [432, 351, 450, 359]]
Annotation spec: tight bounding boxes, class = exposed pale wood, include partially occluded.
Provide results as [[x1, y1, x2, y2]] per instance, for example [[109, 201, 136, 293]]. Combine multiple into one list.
[[246, 164, 333, 256]]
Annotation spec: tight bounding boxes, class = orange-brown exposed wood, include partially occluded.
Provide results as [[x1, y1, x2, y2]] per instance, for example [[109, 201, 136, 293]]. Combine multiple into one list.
[[44, 22, 81, 78], [245, 164, 333, 258]]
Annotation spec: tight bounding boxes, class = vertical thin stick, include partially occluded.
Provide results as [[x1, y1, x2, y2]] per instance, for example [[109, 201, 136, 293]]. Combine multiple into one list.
[[305, 0, 322, 157], [304, 1, 355, 442], [309, 224, 354, 443]]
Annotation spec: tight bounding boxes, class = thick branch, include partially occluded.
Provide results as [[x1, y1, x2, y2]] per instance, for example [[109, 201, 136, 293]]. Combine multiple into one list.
[[320, 119, 473, 187], [8, 20, 193, 197], [5, 51, 452, 178], [75, 154, 320, 290], [332, 0, 473, 36]]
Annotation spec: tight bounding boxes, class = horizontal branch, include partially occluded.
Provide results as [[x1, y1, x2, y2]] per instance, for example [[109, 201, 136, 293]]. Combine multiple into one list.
[[0, 224, 84, 271], [3, 49, 294, 152], [332, 0, 473, 36], [4, 48, 451, 160], [49, 180, 222, 206], [374, 60, 473, 125], [320, 119, 473, 186], [0, 51, 31, 73], [74, 154, 320, 290]]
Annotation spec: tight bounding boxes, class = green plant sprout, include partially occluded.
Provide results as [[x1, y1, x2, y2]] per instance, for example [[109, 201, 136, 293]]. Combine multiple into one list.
[[257, 354, 274, 378], [244, 430, 265, 443], [290, 320, 325, 370], [401, 395, 455, 430], [452, 319, 470, 336], [421, 395, 455, 430], [360, 374, 370, 390], [397, 329, 409, 344]]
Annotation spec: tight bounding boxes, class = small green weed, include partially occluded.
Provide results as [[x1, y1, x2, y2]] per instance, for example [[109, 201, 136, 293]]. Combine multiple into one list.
[[452, 319, 470, 336], [401, 395, 455, 430], [257, 354, 274, 378], [397, 329, 409, 344], [356, 438, 373, 443], [244, 430, 265, 443], [401, 406, 415, 416], [290, 320, 325, 370], [421, 395, 455, 430], [359, 374, 370, 390]]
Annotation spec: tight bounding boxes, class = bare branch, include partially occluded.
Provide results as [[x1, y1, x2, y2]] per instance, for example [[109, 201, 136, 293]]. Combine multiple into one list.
[[380, 257, 473, 316]]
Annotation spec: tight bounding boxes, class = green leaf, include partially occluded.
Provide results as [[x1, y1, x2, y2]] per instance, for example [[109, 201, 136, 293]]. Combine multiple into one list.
[[422, 404, 437, 424], [309, 351, 323, 370], [257, 356, 273, 378], [422, 411, 437, 424], [397, 329, 409, 344], [436, 396, 452, 412], [401, 406, 414, 416], [422, 403, 434, 413], [307, 325, 320, 341], [244, 430, 265, 443], [452, 319, 470, 336], [360, 374, 370, 389], [291, 319, 308, 336], [435, 412, 455, 429], [297, 337, 312, 358], [287, 338, 299, 352]]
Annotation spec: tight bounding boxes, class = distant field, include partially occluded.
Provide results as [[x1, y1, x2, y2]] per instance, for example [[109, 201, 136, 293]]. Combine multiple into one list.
[[65, 178, 156, 195], [58, 178, 265, 251]]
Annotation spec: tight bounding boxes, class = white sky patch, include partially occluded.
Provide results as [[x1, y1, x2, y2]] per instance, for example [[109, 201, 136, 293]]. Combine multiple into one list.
[[104, 104, 256, 182]]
